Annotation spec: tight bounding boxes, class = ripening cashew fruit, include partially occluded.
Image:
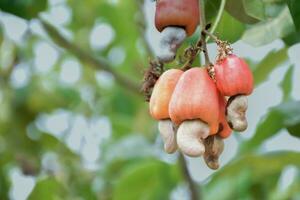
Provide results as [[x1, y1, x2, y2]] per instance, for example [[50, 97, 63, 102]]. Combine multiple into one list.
[[203, 135, 224, 170], [217, 92, 232, 139], [169, 68, 220, 157], [149, 69, 183, 153], [155, 0, 200, 36], [214, 54, 254, 132], [155, 0, 200, 62], [214, 54, 253, 97]]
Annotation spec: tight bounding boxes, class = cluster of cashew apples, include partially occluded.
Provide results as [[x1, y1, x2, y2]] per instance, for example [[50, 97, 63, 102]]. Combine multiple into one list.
[[148, 0, 254, 169]]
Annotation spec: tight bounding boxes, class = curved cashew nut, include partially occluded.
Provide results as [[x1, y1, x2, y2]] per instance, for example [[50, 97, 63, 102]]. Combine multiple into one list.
[[158, 119, 177, 153], [226, 95, 248, 132], [157, 27, 187, 63], [177, 120, 209, 157], [203, 135, 224, 170]]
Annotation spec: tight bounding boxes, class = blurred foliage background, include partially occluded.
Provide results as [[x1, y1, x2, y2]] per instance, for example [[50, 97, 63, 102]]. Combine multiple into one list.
[[0, 0, 300, 199]]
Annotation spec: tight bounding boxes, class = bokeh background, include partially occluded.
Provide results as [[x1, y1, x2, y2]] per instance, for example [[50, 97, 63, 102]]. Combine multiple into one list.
[[0, 0, 300, 199]]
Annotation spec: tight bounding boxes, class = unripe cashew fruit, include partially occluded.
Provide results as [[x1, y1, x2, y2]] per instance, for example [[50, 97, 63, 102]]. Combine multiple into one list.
[[214, 54, 254, 97], [157, 27, 187, 63], [226, 95, 248, 132], [169, 67, 220, 134], [203, 135, 224, 170], [158, 119, 177, 153], [149, 69, 183, 153], [155, 0, 200, 36], [177, 120, 209, 157], [217, 92, 232, 138]]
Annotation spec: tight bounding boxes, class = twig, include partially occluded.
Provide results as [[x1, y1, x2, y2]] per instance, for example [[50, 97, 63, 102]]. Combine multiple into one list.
[[178, 154, 200, 200], [200, 0, 211, 66], [207, 0, 226, 42], [202, 29, 219, 42], [40, 19, 141, 94], [181, 39, 202, 71]]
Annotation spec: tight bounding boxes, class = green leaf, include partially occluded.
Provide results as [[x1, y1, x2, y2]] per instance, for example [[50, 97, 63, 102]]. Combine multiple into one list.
[[279, 65, 294, 102], [113, 160, 180, 200], [253, 48, 288, 86], [205, 0, 222, 22], [243, 0, 265, 21], [225, 0, 260, 24], [287, 0, 300, 31], [208, 151, 300, 195], [242, 100, 300, 151], [28, 177, 66, 200], [0, 0, 47, 20], [215, 11, 245, 43], [0, 25, 3, 46], [283, 31, 300, 46], [241, 109, 284, 153], [275, 101, 300, 137], [242, 6, 295, 46]]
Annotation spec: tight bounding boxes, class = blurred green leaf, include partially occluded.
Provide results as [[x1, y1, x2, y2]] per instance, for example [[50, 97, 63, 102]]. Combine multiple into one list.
[[253, 48, 288, 86], [243, 0, 265, 20], [275, 101, 300, 137], [242, 6, 295, 46], [205, 0, 221, 22], [0, 25, 3, 46], [207, 152, 300, 198], [282, 31, 300, 46], [215, 11, 245, 43], [242, 100, 300, 152], [28, 177, 66, 200], [287, 0, 300, 31], [241, 109, 284, 153], [225, 0, 260, 24], [0, 0, 47, 20], [279, 65, 294, 102], [113, 160, 180, 200], [213, 151, 300, 180]]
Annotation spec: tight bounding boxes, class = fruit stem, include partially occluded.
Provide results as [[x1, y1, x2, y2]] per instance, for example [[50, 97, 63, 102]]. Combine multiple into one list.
[[206, 0, 226, 42], [202, 29, 219, 42], [200, 0, 211, 66]]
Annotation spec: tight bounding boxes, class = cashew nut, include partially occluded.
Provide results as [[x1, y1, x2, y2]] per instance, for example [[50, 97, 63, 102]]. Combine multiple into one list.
[[177, 120, 209, 157], [158, 119, 177, 153], [226, 95, 248, 132], [157, 27, 187, 63], [203, 135, 224, 170]]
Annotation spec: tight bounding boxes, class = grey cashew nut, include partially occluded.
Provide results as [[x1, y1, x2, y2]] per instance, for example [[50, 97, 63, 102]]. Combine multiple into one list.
[[157, 27, 187, 63], [203, 135, 224, 170], [158, 119, 177, 153], [177, 120, 210, 157], [226, 95, 248, 132]]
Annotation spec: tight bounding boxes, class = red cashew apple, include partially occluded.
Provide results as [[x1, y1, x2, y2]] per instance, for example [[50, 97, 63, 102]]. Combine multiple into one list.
[[169, 67, 220, 157], [155, 0, 200, 36], [149, 69, 183, 153], [214, 54, 253, 97], [154, 0, 200, 62], [214, 54, 253, 132]]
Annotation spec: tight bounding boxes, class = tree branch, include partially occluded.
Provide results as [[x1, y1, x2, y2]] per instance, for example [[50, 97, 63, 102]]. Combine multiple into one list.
[[40, 19, 141, 94], [179, 154, 200, 200]]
